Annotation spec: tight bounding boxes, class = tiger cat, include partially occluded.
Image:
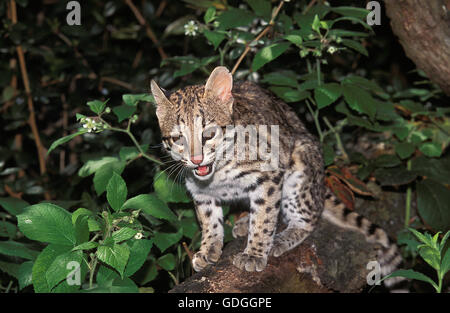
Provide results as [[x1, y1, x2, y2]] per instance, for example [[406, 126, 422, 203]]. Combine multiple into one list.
[[151, 66, 401, 282]]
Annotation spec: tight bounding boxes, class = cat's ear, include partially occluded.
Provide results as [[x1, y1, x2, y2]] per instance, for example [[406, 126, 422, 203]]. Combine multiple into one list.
[[204, 66, 233, 106], [151, 80, 172, 120]]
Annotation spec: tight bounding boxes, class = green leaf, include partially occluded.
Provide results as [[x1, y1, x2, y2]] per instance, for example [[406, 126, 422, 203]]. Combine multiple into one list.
[[314, 83, 342, 109], [113, 104, 136, 123], [418, 246, 441, 271], [331, 6, 370, 19], [96, 243, 130, 278], [18, 261, 33, 290], [119, 145, 147, 161], [72, 241, 99, 251], [87, 99, 108, 114], [124, 239, 153, 277], [419, 142, 442, 158], [416, 179, 450, 231], [262, 71, 298, 88], [153, 171, 191, 203], [373, 166, 417, 186], [78, 156, 119, 177], [47, 130, 88, 155], [204, 7, 216, 23], [311, 14, 321, 33], [341, 39, 368, 57], [283, 31, 303, 46], [384, 269, 438, 290], [93, 160, 126, 196], [122, 194, 177, 222], [157, 253, 176, 271], [329, 29, 369, 38], [0, 241, 40, 260], [216, 8, 255, 31], [106, 172, 127, 211], [342, 84, 376, 118], [111, 227, 138, 243], [269, 86, 310, 103], [74, 215, 89, 244], [245, 0, 271, 20], [251, 42, 291, 72], [0, 220, 17, 238], [0, 197, 29, 215], [0, 261, 20, 279], [91, 265, 139, 293], [441, 248, 450, 277], [18, 203, 76, 246], [32, 244, 73, 293], [374, 154, 401, 168], [72, 208, 102, 232], [153, 228, 183, 253], [122, 94, 153, 106], [180, 217, 200, 239], [395, 142, 415, 160], [411, 156, 450, 185], [46, 250, 84, 291], [204, 30, 226, 50]]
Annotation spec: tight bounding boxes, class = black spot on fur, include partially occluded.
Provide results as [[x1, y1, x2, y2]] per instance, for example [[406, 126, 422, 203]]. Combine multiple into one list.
[[254, 198, 265, 205], [267, 187, 275, 196]]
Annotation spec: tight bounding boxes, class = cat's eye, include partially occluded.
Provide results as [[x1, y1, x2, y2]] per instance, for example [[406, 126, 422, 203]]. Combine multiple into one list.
[[171, 134, 183, 144], [203, 127, 218, 141]]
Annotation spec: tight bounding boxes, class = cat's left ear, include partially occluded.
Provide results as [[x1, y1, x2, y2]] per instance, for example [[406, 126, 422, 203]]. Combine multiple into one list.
[[204, 66, 233, 111], [150, 80, 172, 121]]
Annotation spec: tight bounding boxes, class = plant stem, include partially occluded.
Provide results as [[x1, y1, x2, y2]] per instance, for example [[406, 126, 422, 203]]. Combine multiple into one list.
[[306, 99, 323, 142], [323, 116, 348, 162], [316, 58, 321, 86], [89, 256, 98, 289], [405, 159, 412, 228]]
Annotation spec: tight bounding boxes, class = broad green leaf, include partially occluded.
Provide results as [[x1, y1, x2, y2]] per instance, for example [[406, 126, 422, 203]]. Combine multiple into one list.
[[440, 230, 450, 253], [418, 246, 441, 271], [113, 104, 136, 123], [47, 130, 88, 155], [342, 84, 376, 118], [314, 83, 342, 109], [153, 172, 191, 203], [441, 248, 450, 277], [373, 166, 417, 186], [416, 179, 450, 231], [111, 227, 137, 243], [72, 241, 98, 251], [18, 261, 33, 290], [216, 8, 255, 31], [245, 0, 271, 20], [18, 203, 76, 246], [411, 156, 450, 185], [283, 32, 303, 46], [329, 29, 369, 38], [204, 7, 216, 23], [87, 99, 108, 114], [331, 16, 372, 31], [261, 71, 298, 88], [78, 156, 118, 177], [153, 228, 183, 253], [74, 215, 89, 245], [157, 253, 176, 271], [124, 239, 153, 277], [0, 260, 20, 278], [204, 30, 226, 50], [180, 217, 200, 239], [395, 142, 415, 160], [106, 172, 127, 211], [269, 86, 310, 103], [374, 154, 401, 168], [96, 243, 130, 278], [0, 220, 17, 238], [72, 208, 102, 232], [311, 14, 321, 33], [46, 250, 84, 291], [32, 244, 73, 293], [331, 6, 370, 19], [384, 269, 438, 290], [119, 145, 147, 161], [0, 197, 29, 215], [89, 265, 139, 293], [93, 160, 126, 196], [122, 193, 177, 222], [122, 94, 153, 106], [419, 142, 442, 158], [341, 39, 368, 57], [0, 241, 40, 260], [252, 42, 291, 72]]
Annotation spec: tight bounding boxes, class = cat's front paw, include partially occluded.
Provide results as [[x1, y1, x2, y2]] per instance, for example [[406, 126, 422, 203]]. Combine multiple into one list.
[[233, 252, 267, 272], [192, 242, 223, 272]]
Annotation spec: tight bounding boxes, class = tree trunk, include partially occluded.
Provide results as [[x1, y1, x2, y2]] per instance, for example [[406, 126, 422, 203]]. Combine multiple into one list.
[[384, 0, 450, 95], [170, 189, 407, 293]]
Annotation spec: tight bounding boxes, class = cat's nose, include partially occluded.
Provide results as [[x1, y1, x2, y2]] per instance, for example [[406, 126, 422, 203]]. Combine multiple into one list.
[[191, 155, 203, 165]]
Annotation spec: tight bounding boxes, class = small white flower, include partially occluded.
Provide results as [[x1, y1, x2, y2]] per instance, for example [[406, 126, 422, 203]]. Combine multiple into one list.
[[134, 232, 143, 240], [184, 20, 198, 37], [327, 46, 337, 54]]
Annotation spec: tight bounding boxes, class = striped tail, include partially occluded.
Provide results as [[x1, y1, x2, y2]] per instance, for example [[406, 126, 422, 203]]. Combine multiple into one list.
[[321, 189, 403, 287]]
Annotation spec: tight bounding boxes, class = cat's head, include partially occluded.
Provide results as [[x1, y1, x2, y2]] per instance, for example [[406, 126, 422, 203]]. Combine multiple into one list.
[[151, 66, 234, 180]]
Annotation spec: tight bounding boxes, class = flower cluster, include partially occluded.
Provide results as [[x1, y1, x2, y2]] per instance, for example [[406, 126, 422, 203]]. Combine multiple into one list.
[[80, 117, 105, 133]]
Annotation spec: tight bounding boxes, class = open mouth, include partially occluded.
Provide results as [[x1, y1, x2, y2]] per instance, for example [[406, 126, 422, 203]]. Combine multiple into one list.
[[194, 164, 213, 177]]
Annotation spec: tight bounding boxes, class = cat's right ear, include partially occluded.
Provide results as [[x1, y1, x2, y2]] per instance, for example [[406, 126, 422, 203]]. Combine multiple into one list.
[[151, 80, 172, 120]]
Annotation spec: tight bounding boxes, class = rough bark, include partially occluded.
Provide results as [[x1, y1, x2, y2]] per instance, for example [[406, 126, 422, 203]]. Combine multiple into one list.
[[170, 188, 407, 293], [384, 0, 450, 95]]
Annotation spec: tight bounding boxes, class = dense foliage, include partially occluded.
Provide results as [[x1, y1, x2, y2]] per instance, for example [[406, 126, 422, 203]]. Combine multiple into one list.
[[0, 0, 448, 293]]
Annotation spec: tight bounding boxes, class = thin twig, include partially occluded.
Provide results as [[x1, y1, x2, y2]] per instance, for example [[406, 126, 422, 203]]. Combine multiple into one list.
[[124, 0, 168, 60], [231, 1, 285, 75], [182, 242, 193, 262], [10, 0, 47, 177]]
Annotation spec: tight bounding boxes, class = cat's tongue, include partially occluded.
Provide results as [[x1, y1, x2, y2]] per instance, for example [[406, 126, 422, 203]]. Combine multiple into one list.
[[196, 165, 210, 176]]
